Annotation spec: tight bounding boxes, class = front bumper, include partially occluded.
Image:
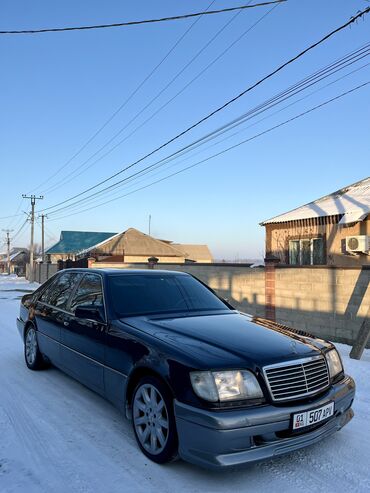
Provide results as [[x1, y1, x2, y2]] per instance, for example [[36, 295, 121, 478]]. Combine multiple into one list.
[[174, 375, 355, 469]]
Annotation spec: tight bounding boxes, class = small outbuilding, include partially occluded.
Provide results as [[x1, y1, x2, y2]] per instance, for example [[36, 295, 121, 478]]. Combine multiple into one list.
[[0, 248, 30, 276]]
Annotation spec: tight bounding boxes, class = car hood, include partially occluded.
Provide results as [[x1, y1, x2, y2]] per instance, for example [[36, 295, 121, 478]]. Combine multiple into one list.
[[122, 311, 331, 370]]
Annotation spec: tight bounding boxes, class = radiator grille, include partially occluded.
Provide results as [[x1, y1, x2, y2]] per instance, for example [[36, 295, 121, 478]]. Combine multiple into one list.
[[263, 356, 330, 402]]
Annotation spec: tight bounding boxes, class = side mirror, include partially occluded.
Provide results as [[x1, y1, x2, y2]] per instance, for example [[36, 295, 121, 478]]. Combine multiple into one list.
[[75, 305, 104, 322]]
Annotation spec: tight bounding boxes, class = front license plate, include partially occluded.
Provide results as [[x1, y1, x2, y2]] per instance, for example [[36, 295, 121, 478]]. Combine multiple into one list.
[[292, 402, 334, 430]]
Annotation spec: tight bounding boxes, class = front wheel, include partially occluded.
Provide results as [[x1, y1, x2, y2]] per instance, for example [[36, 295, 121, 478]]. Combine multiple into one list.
[[24, 325, 46, 370], [132, 376, 178, 464]]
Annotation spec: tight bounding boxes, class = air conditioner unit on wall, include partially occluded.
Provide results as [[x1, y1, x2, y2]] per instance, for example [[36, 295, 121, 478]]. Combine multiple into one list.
[[345, 235, 370, 254]]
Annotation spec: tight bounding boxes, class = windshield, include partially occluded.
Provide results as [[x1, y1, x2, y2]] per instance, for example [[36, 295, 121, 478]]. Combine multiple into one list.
[[109, 274, 229, 317]]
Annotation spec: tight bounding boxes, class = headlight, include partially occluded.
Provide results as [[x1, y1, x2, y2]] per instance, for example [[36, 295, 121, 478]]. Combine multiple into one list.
[[190, 370, 263, 402], [325, 349, 343, 379]]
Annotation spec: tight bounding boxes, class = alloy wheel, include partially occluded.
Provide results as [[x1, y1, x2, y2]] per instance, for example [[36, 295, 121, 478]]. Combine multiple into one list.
[[25, 328, 38, 366], [133, 383, 169, 455]]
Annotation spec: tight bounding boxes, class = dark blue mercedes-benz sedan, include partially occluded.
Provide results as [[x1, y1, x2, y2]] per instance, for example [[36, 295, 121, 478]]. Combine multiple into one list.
[[17, 269, 355, 469]]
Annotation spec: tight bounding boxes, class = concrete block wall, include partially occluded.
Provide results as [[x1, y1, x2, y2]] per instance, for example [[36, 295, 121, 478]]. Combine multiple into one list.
[[274, 267, 370, 345], [34, 260, 369, 347], [94, 262, 266, 318], [29, 263, 58, 284]]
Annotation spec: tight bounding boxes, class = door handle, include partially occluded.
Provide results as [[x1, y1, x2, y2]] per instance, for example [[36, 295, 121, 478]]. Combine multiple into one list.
[[63, 321, 70, 327]]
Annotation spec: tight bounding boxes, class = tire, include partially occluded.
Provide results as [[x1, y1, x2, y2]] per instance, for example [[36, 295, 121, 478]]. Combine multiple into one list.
[[24, 325, 46, 370], [131, 375, 178, 464]]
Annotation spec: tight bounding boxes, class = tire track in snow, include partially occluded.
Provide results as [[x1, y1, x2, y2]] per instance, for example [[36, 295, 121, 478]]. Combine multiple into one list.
[[1, 381, 73, 493], [0, 291, 168, 493]]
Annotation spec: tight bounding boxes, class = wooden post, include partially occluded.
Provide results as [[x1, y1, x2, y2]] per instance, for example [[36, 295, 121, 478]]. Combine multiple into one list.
[[350, 305, 370, 360]]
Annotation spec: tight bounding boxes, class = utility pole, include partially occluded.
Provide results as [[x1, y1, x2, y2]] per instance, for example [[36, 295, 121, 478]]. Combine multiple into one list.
[[2, 229, 14, 275], [148, 214, 151, 236], [39, 214, 47, 263], [22, 194, 43, 282]]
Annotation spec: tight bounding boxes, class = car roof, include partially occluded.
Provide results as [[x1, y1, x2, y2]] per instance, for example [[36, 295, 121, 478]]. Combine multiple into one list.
[[58, 268, 190, 277]]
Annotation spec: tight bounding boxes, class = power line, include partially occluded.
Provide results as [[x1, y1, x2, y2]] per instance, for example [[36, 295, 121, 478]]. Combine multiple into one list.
[[11, 218, 29, 243], [39, 6, 370, 215], [53, 59, 370, 218], [41, 3, 245, 194], [47, 56, 370, 218], [46, 51, 370, 215], [35, 219, 56, 244], [4, 197, 25, 230], [0, 212, 24, 221], [0, 197, 26, 225], [158, 44, 370, 163], [34, 41, 370, 220], [46, 52, 370, 217], [0, 2, 285, 35], [33, 0, 218, 193], [47, 81, 370, 221], [35, 216, 55, 240], [43, 0, 278, 195]]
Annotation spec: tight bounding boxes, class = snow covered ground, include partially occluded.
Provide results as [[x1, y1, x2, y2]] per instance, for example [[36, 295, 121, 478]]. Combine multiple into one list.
[[0, 275, 369, 493]]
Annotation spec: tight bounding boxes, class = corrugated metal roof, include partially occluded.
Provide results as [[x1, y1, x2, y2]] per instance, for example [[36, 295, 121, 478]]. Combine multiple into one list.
[[261, 177, 370, 225], [46, 231, 117, 254]]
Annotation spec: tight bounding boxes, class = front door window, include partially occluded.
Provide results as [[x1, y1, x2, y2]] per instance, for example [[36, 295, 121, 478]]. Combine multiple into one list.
[[41, 272, 82, 310]]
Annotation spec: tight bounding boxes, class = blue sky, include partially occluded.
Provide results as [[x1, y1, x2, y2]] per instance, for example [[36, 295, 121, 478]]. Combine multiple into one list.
[[1, 0, 369, 259]]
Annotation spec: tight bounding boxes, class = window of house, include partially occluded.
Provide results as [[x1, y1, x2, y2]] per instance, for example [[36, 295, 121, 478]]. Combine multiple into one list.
[[301, 239, 311, 265], [312, 238, 324, 265], [288, 240, 300, 265], [288, 238, 325, 265]]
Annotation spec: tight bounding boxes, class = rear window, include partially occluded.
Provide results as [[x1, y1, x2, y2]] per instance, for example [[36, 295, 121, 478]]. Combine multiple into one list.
[[109, 274, 228, 317]]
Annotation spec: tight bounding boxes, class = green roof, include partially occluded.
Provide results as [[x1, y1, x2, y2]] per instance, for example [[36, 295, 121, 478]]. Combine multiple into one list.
[[46, 230, 117, 255]]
